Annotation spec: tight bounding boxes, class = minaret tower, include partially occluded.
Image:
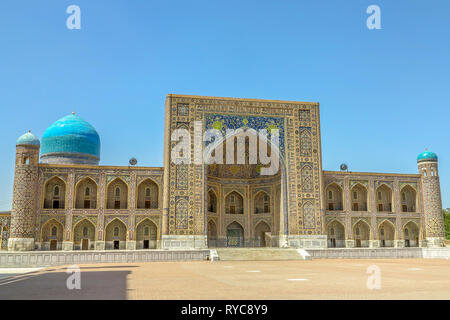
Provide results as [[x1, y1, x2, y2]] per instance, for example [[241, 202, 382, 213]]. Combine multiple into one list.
[[8, 131, 40, 251], [417, 150, 445, 247]]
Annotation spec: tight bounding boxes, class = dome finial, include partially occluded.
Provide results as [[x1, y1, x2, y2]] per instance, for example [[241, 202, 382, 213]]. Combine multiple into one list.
[[72, 111, 75, 115]]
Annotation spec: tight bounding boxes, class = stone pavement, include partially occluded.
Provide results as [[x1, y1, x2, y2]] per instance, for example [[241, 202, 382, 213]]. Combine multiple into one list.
[[0, 268, 42, 280], [0, 259, 450, 299]]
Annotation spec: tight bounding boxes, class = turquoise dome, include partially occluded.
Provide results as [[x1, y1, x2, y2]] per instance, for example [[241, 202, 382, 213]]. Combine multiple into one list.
[[16, 131, 40, 146], [40, 113, 101, 165], [417, 150, 438, 162]]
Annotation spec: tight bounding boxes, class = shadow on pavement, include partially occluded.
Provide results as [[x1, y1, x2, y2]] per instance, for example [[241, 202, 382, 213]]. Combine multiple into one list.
[[0, 269, 131, 300]]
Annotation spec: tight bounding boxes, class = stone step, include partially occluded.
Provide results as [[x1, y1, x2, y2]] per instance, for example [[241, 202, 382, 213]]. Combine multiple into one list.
[[215, 248, 305, 261]]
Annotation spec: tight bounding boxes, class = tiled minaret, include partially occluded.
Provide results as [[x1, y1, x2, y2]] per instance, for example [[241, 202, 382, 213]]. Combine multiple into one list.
[[8, 132, 40, 251], [418, 150, 445, 247]]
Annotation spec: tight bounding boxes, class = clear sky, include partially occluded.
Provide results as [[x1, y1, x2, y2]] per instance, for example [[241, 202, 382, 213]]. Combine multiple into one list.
[[0, 0, 448, 210]]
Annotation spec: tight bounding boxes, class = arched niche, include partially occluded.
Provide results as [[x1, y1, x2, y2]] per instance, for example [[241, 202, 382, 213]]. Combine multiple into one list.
[[75, 178, 98, 209]]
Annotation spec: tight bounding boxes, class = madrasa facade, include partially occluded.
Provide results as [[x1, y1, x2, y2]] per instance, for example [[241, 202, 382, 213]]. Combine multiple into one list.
[[2, 94, 446, 252]]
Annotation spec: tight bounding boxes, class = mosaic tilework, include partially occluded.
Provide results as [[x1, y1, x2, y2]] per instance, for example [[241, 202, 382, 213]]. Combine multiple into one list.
[[300, 129, 312, 157], [10, 146, 40, 239], [204, 113, 286, 157], [301, 165, 314, 193], [176, 165, 188, 190], [302, 201, 315, 229], [0, 216, 10, 249], [166, 95, 323, 239], [175, 197, 188, 229], [299, 110, 311, 122], [177, 103, 189, 116]]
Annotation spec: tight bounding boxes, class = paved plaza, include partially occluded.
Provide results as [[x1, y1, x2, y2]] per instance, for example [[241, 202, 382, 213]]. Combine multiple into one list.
[[0, 259, 450, 300]]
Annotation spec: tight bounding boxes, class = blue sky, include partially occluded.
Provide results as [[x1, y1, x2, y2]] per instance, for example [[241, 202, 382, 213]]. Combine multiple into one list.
[[0, 0, 449, 210]]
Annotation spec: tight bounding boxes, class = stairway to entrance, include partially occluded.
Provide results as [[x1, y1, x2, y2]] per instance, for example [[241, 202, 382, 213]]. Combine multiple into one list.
[[215, 248, 306, 261]]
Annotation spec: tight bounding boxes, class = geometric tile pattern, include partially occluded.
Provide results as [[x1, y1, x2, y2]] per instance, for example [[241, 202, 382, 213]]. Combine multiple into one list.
[[10, 146, 40, 239], [204, 113, 286, 156], [300, 129, 312, 157], [0, 215, 11, 249], [302, 201, 315, 229], [175, 196, 188, 229], [166, 95, 323, 238]]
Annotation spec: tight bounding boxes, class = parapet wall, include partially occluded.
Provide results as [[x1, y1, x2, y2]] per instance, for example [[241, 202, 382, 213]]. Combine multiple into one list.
[[308, 247, 450, 259], [0, 250, 210, 267]]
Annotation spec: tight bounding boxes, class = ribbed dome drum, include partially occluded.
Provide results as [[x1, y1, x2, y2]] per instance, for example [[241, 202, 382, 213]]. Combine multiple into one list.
[[40, 113, 101, 165]]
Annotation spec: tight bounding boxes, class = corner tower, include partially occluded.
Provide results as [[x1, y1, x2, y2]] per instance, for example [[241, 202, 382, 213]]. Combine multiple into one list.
[[417, 150, 445, 247], [8, 132, 40, 251]]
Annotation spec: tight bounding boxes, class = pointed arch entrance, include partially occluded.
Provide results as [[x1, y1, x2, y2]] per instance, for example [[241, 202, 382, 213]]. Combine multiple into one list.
[[106, 178, 128, 209], [40, 219, 64, 250], [226, 222, 244, 247], [376, 184, 393, 212], [400, 185, 417, 213], [204, 128, 287, 248], [254, 221, 271, 247], [207, 220, 218, 247], [75, 178, 97, 209], [207, 190, 218, 214], [351, 183, 368, 212], [73, 219, 96, 250], [353, 220, 371, 247], [137, 179, 159, 209], [327, 220, 345, 248], [136, 219, 158, 249], [43, 177, 66, 209], [378, 220, 396, 247], [403, 221, 419, 247], [105, 219, 127, 250], [325, 183, 343, 211]]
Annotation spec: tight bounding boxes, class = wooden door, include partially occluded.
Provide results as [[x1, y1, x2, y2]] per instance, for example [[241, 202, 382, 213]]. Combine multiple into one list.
[[50, 240, 57, 251], [82, 239, 89, 250]]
